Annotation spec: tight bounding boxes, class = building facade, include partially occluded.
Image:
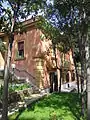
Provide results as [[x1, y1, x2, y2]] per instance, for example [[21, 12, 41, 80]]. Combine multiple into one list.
[[0, 19, 75, 91]]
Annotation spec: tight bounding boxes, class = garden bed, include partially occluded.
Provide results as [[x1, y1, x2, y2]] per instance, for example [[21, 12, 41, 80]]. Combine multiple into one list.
[[8, 87, 33, 104], [0, 83, 33, 106]]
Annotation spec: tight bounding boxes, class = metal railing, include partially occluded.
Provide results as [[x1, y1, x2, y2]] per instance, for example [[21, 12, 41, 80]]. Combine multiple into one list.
[[10, 67, 40, 91]]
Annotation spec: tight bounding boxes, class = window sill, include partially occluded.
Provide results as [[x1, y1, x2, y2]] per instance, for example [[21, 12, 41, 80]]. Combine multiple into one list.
[[15, 57, 26, 61]]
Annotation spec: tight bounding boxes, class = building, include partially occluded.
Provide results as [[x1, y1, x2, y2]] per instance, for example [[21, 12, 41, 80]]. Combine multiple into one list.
[[0, 18, 75, 92]]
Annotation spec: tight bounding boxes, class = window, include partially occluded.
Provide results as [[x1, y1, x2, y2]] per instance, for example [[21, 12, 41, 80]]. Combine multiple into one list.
[[17, 41, 24, 58]]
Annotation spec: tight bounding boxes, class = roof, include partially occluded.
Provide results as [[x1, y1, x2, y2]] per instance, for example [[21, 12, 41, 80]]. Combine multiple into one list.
[[22, 17, 38, 27]]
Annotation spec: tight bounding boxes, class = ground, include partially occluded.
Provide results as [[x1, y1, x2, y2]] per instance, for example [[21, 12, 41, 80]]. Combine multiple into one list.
[[9, 92, 86, 120]]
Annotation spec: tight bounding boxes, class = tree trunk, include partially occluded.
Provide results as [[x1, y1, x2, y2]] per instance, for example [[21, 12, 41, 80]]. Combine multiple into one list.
[[59, 68, 62, 92], [71, 48, 80, 94], [2, 16, 15, 119], [74, 59, 79, 94], [86, 18, 90, 120], [2, 43, 11, 120], [77, 30, 86, 116], [53, 44, 57, 68]]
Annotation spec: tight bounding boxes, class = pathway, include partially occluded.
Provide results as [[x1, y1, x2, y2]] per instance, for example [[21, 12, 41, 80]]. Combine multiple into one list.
[[61, 81, 86, 92]]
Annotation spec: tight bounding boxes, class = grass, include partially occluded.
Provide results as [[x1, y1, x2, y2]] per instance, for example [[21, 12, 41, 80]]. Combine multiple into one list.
[[9, 92, 86, 120]]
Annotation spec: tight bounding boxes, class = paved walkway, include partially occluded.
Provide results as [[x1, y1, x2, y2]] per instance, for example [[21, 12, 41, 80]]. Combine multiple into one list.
[[61, 81, 77, 92], [61, 81, 86, 92]]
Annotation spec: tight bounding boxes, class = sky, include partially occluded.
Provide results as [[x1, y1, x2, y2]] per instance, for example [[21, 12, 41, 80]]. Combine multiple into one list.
[[1, 0, 80, 29], [2, 1, 9, 9], [1, 0, 53, 21]]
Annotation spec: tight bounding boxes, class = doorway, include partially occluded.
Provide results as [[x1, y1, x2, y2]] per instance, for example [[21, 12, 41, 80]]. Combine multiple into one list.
[[49, 71, 58, 92]]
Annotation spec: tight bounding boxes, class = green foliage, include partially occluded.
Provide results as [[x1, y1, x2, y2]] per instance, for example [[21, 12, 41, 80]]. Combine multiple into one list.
[[38, 0, 89, 64], [9, 93, 86, 120], [0, 83, 31, 99], [38, 17, 62, 42], [0, 0, 46, 34], [37, 17, 71, 53], [0, 38, 6, 53], [53, 0, 90, 52], [54, 0, 90, 17], [9, 83, 30, 92]]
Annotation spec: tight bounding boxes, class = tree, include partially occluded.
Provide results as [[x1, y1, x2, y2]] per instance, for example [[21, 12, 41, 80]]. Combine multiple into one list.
[[39, 0, 90, 117], [52, 0, 89, 118], [0, 0, 46, 119]]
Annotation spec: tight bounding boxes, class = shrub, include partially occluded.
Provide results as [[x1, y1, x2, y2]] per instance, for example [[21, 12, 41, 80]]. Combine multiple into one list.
[[0, 83, 31, 100]]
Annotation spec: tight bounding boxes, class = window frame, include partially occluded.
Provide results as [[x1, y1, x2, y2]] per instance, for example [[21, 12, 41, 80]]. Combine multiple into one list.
[[15, 40, 25, 60]]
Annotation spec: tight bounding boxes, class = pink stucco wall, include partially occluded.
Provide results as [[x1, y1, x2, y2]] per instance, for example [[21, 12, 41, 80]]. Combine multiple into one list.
[[12, 28, 39, 73], [11, 24, 51, 88], [11, 20, 75, 89]]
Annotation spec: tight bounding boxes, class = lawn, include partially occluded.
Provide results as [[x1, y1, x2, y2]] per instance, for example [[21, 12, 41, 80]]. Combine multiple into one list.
[[9, 92, 86, 120]]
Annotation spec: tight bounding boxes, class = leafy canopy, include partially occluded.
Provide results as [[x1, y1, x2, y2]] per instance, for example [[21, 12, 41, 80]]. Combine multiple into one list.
[[0, 0, 46, 34], [38, 0, 89, 55]]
